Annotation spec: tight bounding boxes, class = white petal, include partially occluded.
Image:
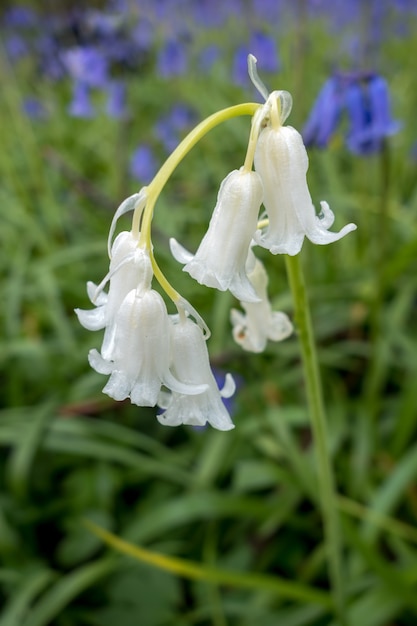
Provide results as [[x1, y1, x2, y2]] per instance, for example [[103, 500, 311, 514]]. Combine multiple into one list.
[[163, 369, 208, 396], [130, 375, 163, 407], [160, 319, 235, 431], [267, 312, 293, 341], [318, 201, 335, 228], [177, 296, 211, 339], [228, 273, 260, 303], [157, 394, 235, 431], [102, 369, 131, 402], [87, 281, 107, 306], [156, 408, 183, 427], [107, 189, 147, 257], [75, 307, 106, 331], [221, 373, 236, 398], [88, 349, 114, 375], [169, 238, 194, 264], [231, 312, 266, 353], [175, 170, 263, 302], [100, 319, 119, 361], [157, 389, 171, 410], [255, 125, 356, 254]]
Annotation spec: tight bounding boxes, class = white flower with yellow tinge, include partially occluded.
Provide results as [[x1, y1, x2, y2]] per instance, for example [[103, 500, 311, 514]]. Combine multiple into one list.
[[253, 89, 357, 256], [76, 229, 207, 408], [75, 231, 153, 359], [170, 167, 263, 303], [157, 317, 235, 430], [88, 288, 206, 407], [231, 251, 293, 353]]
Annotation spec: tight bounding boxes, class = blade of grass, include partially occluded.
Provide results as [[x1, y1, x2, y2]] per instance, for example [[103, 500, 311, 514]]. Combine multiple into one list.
[[22, 557, 116, 626], [0, 569, 54, 626], [84, 520, 333, 609], [338, 495, 417, 546], [7, 401, 55, 498]]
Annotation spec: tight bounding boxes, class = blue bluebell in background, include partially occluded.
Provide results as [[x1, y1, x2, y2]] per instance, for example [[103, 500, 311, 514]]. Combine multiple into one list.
[[303, 72, 401, 155], [130, 144, 159, 183]]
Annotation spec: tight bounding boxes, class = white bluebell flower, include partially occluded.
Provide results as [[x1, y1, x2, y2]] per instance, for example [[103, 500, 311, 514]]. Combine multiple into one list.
[[157, 318, 235, 431], [170, 168, 263, 302], [231, 252, 293, 353], [254, 119, 357, 255], [88, 288, 207, 407], [75, 230, 152, 359]]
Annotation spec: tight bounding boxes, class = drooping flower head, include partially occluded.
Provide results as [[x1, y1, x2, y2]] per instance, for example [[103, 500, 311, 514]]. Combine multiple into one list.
[[157, 317, 235, 430], [76, 191, 209, 409], [250, 68, 356, 256], [231, 250, 293, 353], [75, 52, 358, 432], [170, 167, 264, 302], [88, 288, 206, 407]]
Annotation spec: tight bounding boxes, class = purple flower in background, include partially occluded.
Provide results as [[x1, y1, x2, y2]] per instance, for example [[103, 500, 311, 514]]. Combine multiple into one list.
[[303, 78, 341, 147], [22, 98, 46, 119], [192, 0, 228, 27], [130, 144, 158, 183], [199, 44, 220, 71], [62, 45, 109, 88], [233, 35, 279, 88], [249, 32, 280, 73], [155, 104, 196, 152], [224, 0, 244, 18], [346, 75, 401, 155], [4, 34, 28, 60], [68, 81, 95, 118], [37, 34, 65, 80], [105, 80, 127, 118], [3, 6, 37, 28], [303, 72, 401, 155], [252, 0, 281, 21], [394, 0, 417, 12], [132, 18, 155, 51], [157, 40, 188, 78], [84, 10, 121, 36], [233, 46, 251, 88], [170, 104, 196, 130]]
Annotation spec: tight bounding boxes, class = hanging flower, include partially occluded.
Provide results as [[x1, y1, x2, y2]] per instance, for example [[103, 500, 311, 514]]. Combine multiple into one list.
[[254, 92, 357, 255], [231, 252, 293, 352], [88, 289, 206, 406], [75, 229, 153, 359], [157, 317, 235, 430], [170, 168, 263, 302]]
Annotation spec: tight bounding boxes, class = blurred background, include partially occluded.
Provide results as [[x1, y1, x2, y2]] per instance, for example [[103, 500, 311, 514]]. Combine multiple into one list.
[[1, 1, 417, 624]]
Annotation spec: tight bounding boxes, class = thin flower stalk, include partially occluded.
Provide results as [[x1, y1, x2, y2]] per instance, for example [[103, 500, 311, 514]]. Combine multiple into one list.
[[285, 253, 347, 625]]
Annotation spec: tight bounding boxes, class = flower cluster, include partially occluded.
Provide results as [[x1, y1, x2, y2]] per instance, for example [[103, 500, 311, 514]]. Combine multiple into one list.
[[77, 56, 357, 430], [76, 194, 235, 431], [303, 72, 401, 155]]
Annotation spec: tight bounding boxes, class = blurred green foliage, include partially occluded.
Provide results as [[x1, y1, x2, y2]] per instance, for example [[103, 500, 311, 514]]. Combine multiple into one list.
[[1, 3, 417, 625]]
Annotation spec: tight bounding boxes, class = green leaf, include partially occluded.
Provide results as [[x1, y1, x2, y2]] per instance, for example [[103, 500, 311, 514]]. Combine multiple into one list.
[[85, 520, 332, 609], [22, 558, 117, 626]]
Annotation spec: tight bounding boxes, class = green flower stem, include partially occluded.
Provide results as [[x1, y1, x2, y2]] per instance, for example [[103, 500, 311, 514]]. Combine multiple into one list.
[[285, 253, 347, 625], [131, 102, 260, 305], [135, 102, 260, 246]]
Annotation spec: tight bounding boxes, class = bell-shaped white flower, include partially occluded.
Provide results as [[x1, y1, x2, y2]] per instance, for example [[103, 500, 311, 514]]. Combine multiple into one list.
[[254, 123, 357, 256], [170, 168, 263, 302], [231, 252, 293, 352], [157, 318, 235, 431], [75, 231, 153, 359], [88, 289, 207, 407]]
